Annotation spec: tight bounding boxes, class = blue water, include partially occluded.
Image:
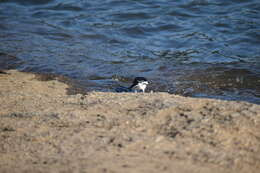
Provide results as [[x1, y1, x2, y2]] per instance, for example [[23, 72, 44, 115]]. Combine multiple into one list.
[[0, 0, 260, 103]]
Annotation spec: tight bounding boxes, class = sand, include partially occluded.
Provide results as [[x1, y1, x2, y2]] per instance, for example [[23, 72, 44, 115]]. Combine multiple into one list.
[[0, 70, 260, 173]]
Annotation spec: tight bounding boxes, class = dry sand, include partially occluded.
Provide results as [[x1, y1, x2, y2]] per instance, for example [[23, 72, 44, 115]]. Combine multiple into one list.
[[0, 70, 260, 173]]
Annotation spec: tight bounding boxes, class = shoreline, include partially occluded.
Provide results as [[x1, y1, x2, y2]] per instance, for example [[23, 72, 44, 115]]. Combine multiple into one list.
[[0, 70, 260, 173]]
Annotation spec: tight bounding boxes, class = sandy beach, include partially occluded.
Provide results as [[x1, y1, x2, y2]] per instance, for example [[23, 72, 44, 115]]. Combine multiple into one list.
[[0, 70, 259, 173]]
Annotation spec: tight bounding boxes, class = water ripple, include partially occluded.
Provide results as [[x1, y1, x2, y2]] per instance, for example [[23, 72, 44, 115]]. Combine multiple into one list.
[[0, 0, 260, 103]]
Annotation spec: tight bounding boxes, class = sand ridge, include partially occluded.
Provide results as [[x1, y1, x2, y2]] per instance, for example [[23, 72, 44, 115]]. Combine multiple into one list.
[[0, 70, 260, 173]]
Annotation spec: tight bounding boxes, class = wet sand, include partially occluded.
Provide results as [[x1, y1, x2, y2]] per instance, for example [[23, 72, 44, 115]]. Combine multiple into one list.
[[0, 70, 260, 173]]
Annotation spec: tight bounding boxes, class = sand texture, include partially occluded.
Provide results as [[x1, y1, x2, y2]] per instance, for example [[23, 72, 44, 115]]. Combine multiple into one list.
[[0, 70, 260, 173]]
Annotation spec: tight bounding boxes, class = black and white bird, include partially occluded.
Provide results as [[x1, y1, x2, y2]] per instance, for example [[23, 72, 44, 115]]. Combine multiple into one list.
[[115, 77, 149, 93]]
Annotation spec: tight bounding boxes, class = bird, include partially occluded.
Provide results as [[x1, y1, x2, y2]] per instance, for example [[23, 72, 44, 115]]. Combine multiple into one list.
[[115, 77, 149, 93], [129, 77, 149, 93]]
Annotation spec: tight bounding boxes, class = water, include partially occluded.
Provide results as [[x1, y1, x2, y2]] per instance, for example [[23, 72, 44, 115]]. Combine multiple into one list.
[[0, 0, 260, 103]]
